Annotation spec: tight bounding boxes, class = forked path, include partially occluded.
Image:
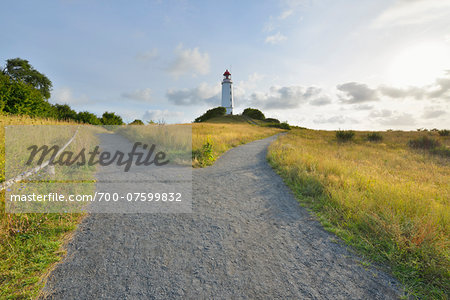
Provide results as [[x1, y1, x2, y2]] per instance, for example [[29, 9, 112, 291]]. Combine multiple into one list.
[[43, 134, 401, 299]]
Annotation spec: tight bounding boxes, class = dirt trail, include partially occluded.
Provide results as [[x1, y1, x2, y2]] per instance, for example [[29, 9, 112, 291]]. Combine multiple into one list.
[[43, 134, 401, 299]]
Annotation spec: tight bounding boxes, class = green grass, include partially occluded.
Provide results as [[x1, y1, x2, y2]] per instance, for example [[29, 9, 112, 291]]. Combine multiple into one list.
[[268, 128, 449, 299], [0, 114, 99, 298]]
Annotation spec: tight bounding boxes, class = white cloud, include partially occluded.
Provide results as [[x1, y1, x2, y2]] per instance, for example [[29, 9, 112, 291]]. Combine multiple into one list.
[[248, 85, 328, 109], [166, 82, 220, 106], [379, 75, 450, 101], [265, 32, 287, 44], [369, 109, 392, 118], [135, 48, 158, 62], [167, 44, 210, 78], [313, 115, 358, 124], [372, 0, 450, 29], [379, 113, 416, 126], [422, 108, 447, 119], [51, 87, 89, 105], [337, 82, 378, 104], [121, 88, 153, 102], [279, 9, 294, 20]]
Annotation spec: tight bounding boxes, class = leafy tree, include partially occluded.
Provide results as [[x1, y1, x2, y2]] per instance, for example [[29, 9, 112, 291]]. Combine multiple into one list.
[[3, 58, 52, 99], [53, 104, 77, 121], [101, 111, 124, 125], [129, 119, 144, 125], [0, 72, 54, 117], [76, 111, 101, 125], [242, 108, 265, 120], [194, 106, 226, 122]]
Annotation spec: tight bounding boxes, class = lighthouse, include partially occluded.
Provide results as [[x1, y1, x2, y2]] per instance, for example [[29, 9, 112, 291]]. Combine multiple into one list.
[[221, 69, 234, 115]]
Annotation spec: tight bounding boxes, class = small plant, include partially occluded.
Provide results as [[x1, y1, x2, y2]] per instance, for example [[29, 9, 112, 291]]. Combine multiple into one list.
[[408, 136, 441, 150], [438, 129, 449, 136], [192, 138, 215, 166], [336, 130, 355, 142], [367, 132, 382, 142]]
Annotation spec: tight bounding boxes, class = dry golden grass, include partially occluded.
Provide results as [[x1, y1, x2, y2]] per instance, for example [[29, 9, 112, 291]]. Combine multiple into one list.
[[268, 129, 449, 298]]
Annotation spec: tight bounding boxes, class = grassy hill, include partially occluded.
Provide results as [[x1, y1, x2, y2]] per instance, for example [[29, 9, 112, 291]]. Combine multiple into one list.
[[268, 128, 449, 298]]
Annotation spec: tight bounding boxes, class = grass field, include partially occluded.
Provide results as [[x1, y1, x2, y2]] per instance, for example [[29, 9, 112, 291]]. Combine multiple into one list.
[[268, 129, 449, 298]]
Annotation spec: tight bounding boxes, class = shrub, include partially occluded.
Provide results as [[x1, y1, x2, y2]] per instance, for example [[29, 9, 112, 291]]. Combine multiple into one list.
[[192, 138, 215, 166], [336, 130, 355, 142], [194, 106, 226, 123], [129, 119, 144, 125], [438, 129, 449, 136], [265, 118, 280, 124], [408, 136, 441, 150], [265, 122, 291, 130], [367, 132, 383, 142], [76, 111, 101, 125], [53, 104, 77, 121], [431, 146, 450, 157], [242, 108, 265, 120], [101, 111, 124, 125]]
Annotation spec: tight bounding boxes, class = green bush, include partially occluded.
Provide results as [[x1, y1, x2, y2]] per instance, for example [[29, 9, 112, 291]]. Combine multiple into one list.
[[367, 132, 383, 142], [408, 136, 441, 150], [101, 111, 124, 125], [129, 119, 144, 125], [431, 147, 450, 157], [438, 129, 449, 136], [242, 108, 265, 120], [54, 104, 77, 121], [267, 122, 291, 130], [336, 130, 355, 142], [76, 111, 101, 125], [192, 138, 215, 166], [265, 118, 280, 124], [194, 106, 226, 123]]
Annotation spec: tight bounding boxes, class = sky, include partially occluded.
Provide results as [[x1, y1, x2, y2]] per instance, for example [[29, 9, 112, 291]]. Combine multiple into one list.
[[2, 0, 450, 130]]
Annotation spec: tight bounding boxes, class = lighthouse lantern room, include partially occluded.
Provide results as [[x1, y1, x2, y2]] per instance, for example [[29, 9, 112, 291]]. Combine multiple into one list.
[[221, 69, 234, 115]]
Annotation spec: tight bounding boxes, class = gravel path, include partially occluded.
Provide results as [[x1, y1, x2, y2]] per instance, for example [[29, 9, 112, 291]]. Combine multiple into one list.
[[43, 134, 401, 299]]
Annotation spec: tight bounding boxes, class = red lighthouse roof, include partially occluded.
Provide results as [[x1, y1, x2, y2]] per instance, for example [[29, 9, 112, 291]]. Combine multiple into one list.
[[223, 69, 231, 76]]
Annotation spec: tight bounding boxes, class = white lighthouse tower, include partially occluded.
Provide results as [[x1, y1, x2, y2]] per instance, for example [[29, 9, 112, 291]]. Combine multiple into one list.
[[221, 69, 234, 115]]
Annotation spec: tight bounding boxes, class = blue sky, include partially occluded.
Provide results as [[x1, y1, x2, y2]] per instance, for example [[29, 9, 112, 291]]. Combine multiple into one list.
[[2, 0, 450, 129]]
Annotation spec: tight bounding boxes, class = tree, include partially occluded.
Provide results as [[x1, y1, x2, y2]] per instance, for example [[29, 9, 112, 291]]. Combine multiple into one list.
[[194, 106, 226, 122], [0, 72, 54, 117], [242, 108, 265, 120], [101, 111, 124, 125], [129, 119, 144, 125], [53, 104, 77, 121], [76, 111, 101, 125], [3, 58, 52, 99]]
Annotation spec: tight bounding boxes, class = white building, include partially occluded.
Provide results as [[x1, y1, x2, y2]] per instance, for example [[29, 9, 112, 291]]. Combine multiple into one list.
[[221, 69, 234, 115]]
